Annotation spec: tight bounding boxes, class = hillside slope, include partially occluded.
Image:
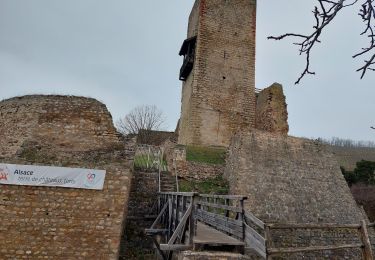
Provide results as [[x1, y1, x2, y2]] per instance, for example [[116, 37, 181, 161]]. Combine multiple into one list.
[[329, 146, 375, 170]]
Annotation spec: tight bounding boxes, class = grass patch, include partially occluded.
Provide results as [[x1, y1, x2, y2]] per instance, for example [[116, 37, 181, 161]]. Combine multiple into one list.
[[179, 175, 229, 195], [134, 154, 167, 171], [186, 145, 226, 165]]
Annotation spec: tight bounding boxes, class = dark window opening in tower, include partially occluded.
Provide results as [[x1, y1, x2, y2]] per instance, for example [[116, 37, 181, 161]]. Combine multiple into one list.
[[179, 36, 197, 81]]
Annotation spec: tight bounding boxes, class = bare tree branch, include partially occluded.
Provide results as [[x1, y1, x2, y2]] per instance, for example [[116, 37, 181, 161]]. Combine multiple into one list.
[[116, 105, 165, 135], [269, 0, 375, 84]]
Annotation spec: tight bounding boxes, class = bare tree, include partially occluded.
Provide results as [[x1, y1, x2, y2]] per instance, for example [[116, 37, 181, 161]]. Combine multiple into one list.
[[116, 105, 165, 135], [269, 0, 375, 84]]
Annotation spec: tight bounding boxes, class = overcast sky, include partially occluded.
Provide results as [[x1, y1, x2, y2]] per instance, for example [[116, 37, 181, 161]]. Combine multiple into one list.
[[0, 0, 374, 141]]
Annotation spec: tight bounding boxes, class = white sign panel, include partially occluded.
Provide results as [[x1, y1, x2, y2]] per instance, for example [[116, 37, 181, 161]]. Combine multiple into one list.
[[0, 163, 106, 190]]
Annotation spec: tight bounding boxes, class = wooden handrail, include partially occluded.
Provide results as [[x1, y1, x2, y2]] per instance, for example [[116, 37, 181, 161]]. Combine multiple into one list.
[[268, 243, 364, 255], [244, 210, 265, 230], [147, 192, 375, 260], [199, 194, 248, 200], [159, 192, 197, 197], [196, 201, 243, 213], [167, 203, 193, 245], [265, 220, 374, 260], [266, 223, 362, 229]]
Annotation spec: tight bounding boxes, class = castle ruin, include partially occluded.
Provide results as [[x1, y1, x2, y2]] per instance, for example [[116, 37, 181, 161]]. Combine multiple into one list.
[[0, 1, 373, 259], [177, 0, 288, 147], [174, 0, 370, 258]]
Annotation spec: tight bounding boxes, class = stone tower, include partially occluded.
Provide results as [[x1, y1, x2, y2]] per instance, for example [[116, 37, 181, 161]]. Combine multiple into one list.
[[177, 0, 257, 147]]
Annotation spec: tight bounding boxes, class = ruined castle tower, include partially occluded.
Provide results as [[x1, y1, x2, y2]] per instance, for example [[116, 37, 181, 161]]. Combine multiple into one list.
[[177, 0, 257, 147]]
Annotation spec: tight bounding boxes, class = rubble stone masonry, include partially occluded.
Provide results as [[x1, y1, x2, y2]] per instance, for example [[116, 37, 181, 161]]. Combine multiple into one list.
[[255, 83, 288, 134], [224, 130, 368, 258], [225, 130, 364, 223], [0, 95, 134, 259], [0, 95, 121, 158]]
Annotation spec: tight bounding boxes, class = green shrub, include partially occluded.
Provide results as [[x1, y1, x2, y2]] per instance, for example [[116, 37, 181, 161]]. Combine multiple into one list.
[[341, 160, 375, 185], [341, 166, 357, 186], [354, 160, 375, 184]]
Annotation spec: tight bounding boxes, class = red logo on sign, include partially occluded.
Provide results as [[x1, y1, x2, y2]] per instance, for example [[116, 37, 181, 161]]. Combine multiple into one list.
[[0, 168, 9, 181], [87, 173, 96, 181]]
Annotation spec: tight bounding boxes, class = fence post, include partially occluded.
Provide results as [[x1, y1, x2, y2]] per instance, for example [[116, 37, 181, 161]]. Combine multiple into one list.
[[265, 225, 272, 260], [240, 198, 245, 242], [158, 148, 163, 192], [189, 193, 197, 246], [360, 220, 373, 260]]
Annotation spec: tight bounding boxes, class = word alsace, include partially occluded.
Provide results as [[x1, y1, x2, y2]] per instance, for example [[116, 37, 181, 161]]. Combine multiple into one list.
[[14, 169, 34, 175], [0, 163, 106, 190]]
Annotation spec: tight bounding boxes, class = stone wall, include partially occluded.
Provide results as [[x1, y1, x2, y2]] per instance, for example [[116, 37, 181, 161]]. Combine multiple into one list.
[[224, 130, 370, 258], [0, 95, 134, 260], [255, 83, 288, 134], [177, 1, 200, 146], [178, 0, 257, 147], [0, 95, 122, 158], [351, 183, 375, 222], [137, 129, 177, 146], [119, 171, 159, 259], [224, 130, 364, 224]]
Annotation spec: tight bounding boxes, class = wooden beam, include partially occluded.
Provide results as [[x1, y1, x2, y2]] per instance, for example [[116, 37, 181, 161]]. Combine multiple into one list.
[[244, 211, 265, 230], [244, 223, 265, 245], [160, 244, 192, 251], [199, 194, 248, 200], [159, 192, 197, 197], [167, 204, 193, 245], [149, 202, 169, 230], [268, 244, 363, 255], [145, 229, 169, 235], [197, 201, 243, 213], [151, 236, 167, 260], [267, 223, 361, 229], [360, 220, 374, 260]]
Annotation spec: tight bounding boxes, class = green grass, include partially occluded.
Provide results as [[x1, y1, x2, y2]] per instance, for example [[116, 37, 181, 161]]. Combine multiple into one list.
[[179, 175, 229, 194], [186, 145, 227, 165], [134, 154, 167, 171]]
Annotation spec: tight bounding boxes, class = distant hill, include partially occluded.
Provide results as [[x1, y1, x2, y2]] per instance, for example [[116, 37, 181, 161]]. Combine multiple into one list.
[[329, 146, 375, 170]]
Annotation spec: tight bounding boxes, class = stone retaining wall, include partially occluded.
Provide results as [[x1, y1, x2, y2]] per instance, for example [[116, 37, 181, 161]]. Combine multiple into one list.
[[0, 95, 134, 260], [224, 130, 368, 258], [119, 171, 159, 259]]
